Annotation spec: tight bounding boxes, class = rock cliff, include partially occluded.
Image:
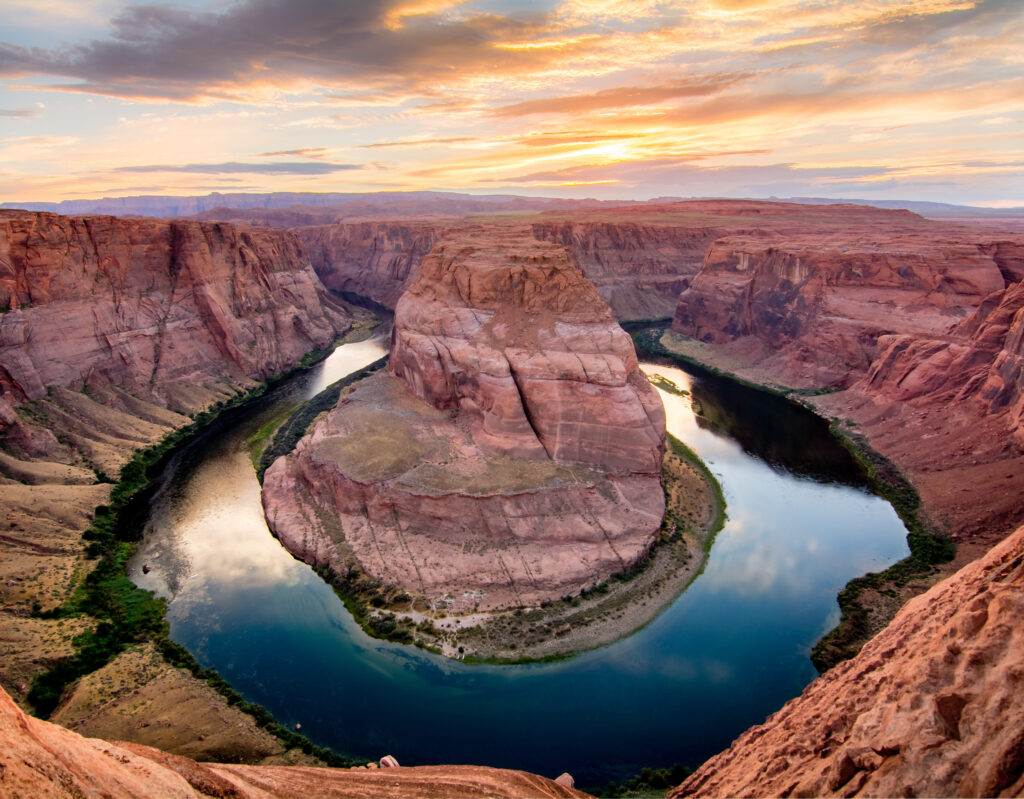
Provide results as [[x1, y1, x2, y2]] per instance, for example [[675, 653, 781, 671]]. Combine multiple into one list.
[[0, 682, 589, 799], [672, 523, 1024, 798], [672, 230, 1013, 389], [0, 211, 353, 760], [0, 211, 350, 409], [263, 229, 666, 613], [532, 220, 721, 321], [296, 220, 448, 309]]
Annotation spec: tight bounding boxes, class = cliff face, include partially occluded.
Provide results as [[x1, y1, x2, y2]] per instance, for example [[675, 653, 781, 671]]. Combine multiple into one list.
[[389, 230, 665, 471], [0, 211, 353, 744], [672, 233, 1011, 389], [0, 683, 588, 799], [672, 524, 1024, 798], [532, 220, 721, 321], [296, 221, 448, 309], [0, 211, 350, 409], [263, 229, 666, 612], [865, 279, 1024, 446]]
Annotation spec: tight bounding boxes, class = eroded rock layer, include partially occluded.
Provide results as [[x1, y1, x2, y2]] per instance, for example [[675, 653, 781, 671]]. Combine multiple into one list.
[[672, 229, 1014, 389], [0, 211, 350, 407], [263, 229, 665, 611], [672, 524, 1024, 798], [297, 220, 448, 309], [0, 211, 352, 753], [389, 229, 665, 471]]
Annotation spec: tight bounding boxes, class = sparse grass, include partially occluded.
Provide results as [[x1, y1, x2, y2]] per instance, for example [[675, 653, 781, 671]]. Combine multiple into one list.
[[587, 763, 694, 798]]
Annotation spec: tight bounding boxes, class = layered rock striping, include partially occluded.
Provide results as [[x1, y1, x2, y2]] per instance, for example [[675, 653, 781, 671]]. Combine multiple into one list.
[[0, 211, 353, 760], [532, 220, 721, 321], [0, 211, 350, 408], [296, 220, 449, 309], [263, 230, 666, 611], [672, 231, 1012, 389]]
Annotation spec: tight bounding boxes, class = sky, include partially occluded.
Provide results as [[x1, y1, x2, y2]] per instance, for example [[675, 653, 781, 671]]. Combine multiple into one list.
[[0, 0, 1022, 206]]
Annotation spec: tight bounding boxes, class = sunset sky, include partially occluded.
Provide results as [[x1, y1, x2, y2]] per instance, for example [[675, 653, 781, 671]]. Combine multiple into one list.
[[1, 0, 1021, 205]]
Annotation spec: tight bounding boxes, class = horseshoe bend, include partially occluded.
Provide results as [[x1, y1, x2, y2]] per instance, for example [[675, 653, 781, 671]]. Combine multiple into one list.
[[260, 228, 714, 660], [0, 198, 1022, 798]]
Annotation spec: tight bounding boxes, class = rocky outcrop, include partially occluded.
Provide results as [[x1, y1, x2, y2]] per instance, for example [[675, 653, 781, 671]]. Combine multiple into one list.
[[864, 279, 1024, 446], [672, 524, 1024, 798], [389, 229, 665, 471], [532, 220, 721, 321], [0, 211, 350, 408], [296, 220, 448, 308], [263, 229, 665, 612], [0, 211, 353, 742], [0, 683, 590, 799]]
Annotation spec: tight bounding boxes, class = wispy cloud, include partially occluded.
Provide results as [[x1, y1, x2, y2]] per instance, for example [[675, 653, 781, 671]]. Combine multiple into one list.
[[112, 161, 363, 175], [1, 0, 1021, 205], [358, 136, 478, 149], [492, 74, 750, 117], [0, 107, 39, 118]]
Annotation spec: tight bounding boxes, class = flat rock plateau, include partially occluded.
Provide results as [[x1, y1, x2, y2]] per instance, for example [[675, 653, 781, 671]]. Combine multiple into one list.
[[2, 197, 1024, 798]]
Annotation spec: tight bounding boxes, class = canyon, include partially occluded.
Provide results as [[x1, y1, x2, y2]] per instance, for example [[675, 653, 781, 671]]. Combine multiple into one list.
[[262, 228, 670, 631], [0, 198, 1022, 797]]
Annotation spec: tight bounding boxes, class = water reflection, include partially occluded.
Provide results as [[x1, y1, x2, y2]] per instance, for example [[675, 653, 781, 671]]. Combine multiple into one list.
[[129, 341, 909, 787], [662, 358, 865, 485]]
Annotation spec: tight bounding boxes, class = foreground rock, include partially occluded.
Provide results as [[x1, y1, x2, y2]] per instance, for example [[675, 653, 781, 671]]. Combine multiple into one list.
[[264, 229, 665, 615], [672, 524, 1024, 798], [0, 683, 589, 799]]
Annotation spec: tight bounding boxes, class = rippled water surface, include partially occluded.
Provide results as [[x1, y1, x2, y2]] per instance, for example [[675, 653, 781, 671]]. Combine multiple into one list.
[[130, 336, 909, 787]]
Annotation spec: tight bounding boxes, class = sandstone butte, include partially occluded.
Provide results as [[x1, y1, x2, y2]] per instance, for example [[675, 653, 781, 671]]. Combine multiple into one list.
[[262, 227, 667, 612]]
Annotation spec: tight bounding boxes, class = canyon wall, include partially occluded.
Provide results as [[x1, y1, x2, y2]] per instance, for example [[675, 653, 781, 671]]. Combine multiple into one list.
[[263, 228, 666, 612], [295, 220, 448, 309], [532, 220, 721, 321], [0, 211, 354, 760], [672, 231, 1013, 389], [0, 211, 350, 410]]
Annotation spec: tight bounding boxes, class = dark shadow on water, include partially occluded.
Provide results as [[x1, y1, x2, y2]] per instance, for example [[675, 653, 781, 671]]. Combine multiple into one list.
[[646, 352, 866, 487]]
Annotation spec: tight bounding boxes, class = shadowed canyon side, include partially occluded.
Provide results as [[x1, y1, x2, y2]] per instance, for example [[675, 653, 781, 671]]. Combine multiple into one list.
[[0, 211, 354, 760], [664, 207, 1024, 546], [672, 524, 1024, 799], [0, 683, 589, 799], [263, 228, 667, 627]]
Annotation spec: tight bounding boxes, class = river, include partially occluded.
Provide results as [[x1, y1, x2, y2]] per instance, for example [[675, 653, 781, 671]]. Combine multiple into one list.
[[129, 331, 909, 788]]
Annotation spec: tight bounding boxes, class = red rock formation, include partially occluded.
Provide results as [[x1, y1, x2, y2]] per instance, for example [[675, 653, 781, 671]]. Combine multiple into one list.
[[0, 211, 350, 409], [671, 524, 1024, 798], [389, 230, 665, 471], [0, 683, 590, 798], [296, 220, 448, 308], [532, 220, 721, 321], [263, 229, 665, 612], [673, 232, 1010, 389]]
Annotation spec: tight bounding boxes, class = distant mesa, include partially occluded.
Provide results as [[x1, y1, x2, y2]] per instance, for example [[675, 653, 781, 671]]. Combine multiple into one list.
[[262, 228, 667, 613]]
